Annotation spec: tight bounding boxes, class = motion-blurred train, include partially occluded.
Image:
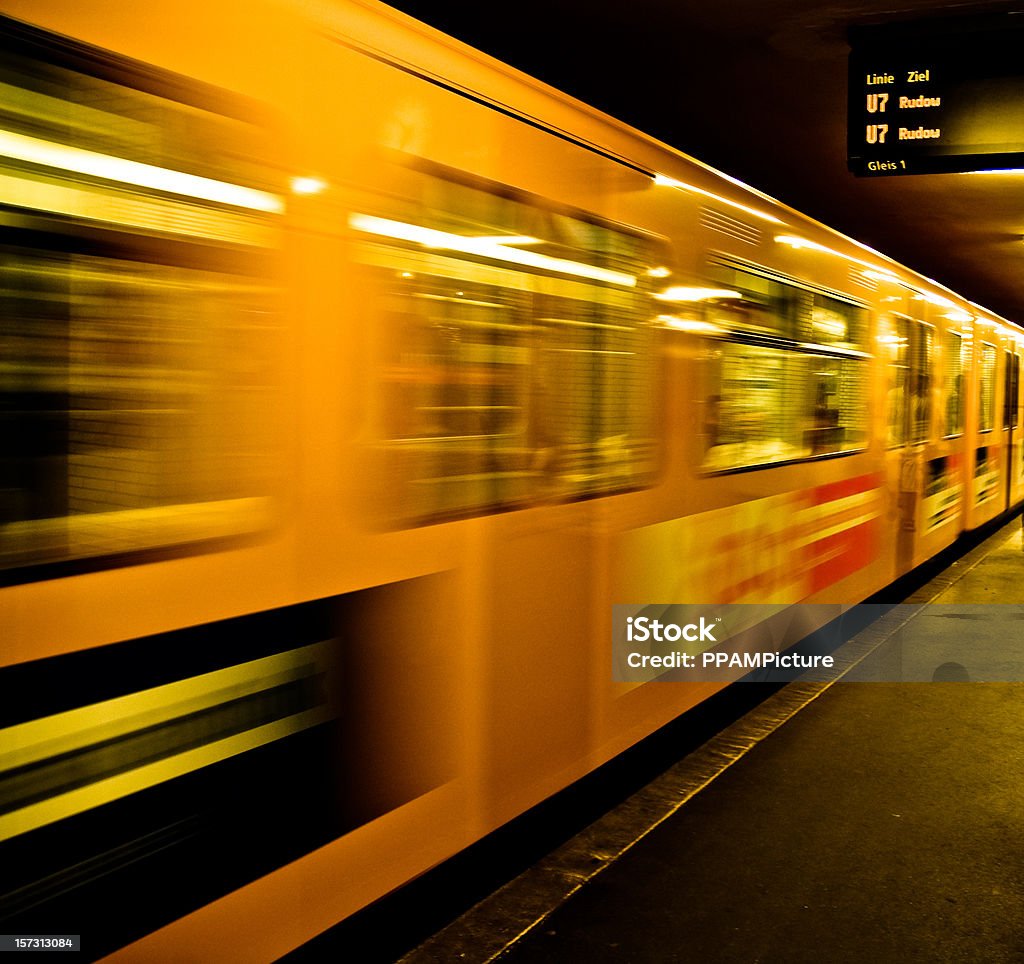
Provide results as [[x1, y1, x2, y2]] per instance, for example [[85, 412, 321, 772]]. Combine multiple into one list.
[[0, 0, 1020, 958]]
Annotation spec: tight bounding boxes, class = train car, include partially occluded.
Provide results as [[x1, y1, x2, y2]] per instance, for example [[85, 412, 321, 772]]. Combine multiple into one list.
[[0, 0, 1021, 959]]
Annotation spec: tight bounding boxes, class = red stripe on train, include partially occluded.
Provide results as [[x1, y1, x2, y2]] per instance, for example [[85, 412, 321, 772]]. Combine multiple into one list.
[[811, 471, 883, 506]]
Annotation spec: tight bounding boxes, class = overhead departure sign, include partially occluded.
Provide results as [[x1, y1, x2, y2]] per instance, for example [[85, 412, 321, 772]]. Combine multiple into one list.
[[848, 17, 1024, 176]]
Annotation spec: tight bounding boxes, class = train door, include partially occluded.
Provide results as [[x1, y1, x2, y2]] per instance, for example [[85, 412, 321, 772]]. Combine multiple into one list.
[[970, 338, 1000, 526], [880, 309, 907, 581], [917, 323, 967, 551], [889, 313, 933, 573], [1017, 348, 1024, 506]]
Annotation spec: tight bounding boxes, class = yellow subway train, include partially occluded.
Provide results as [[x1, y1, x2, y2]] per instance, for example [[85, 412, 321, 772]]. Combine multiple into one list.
[[0, 1, 1020, 958]]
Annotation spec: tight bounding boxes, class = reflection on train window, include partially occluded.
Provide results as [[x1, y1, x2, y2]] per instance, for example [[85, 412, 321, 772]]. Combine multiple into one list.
[[0, 36, 275, 198], [810, 293, 866, 349], [704, 262, 801, 338], [979, 343, 997, 433], [698, 265, 868, 472], [0, 29, 281, 572], [350, 164, 659, 521], [706, 259, 866, 350], [942, 329, 965, 438]]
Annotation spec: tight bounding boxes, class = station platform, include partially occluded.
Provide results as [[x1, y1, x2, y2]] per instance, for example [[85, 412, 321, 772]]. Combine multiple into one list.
[[400, 514, 1024, 963]]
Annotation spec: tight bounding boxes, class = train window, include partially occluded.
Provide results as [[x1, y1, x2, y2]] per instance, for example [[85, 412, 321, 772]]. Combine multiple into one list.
[[1003, 350, 1019, 430], [979, 343, 997, 433], [810, 293, 866, 350], [908, 321, 933, 444], [706, 260, 866, 351], [0, 21, 282, 574], [1014, 353, 1021, 429], [942, 330, 965, 438], [705, 262, 800, 339], [700, 263, 868, 472], [804, 353, 868, 453], [884, 315, 909, 447], [702, 342, 867, 471], [350, 163, 660, 521], [703, 344, 801, 468]]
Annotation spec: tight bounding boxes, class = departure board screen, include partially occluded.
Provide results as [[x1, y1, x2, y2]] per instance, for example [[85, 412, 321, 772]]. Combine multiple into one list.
[[848, 17, 1024, 176]]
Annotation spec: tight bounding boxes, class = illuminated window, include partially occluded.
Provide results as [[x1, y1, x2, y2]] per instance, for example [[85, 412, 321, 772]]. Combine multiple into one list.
[[908, 321, 933, 444], [705, 259, 866, 350], [979, 343, 997, 432], [942, 330, 965, 438], [0, 22, 281, 575], [704, 261, 801, 339], [884, 316, 930, 446], [811, 293, 867, 350], [1003, 350, 1019, 430], [1015, 353, 1022, 429], [350, 163, 661, 522], [699, 261, 868, 472], [884, 315, 909, 447]]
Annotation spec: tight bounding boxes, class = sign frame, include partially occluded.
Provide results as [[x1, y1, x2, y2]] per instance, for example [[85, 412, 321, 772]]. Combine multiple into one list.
[[848, 15, 1024, 176]]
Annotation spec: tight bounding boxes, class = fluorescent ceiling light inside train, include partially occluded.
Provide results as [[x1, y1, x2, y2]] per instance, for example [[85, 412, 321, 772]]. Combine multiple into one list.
[[657, 315, 724, 334], [470, 235, 542, 246], [291, 176, 327, 195], [0, 129, 283, 213], [652, 174, 784, 225], [654, 287, 742, 302], [348, 214, 637, 287]]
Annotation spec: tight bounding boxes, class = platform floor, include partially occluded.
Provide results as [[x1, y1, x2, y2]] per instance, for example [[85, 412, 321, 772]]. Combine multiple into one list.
[[404, 515, 1024, 963]]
